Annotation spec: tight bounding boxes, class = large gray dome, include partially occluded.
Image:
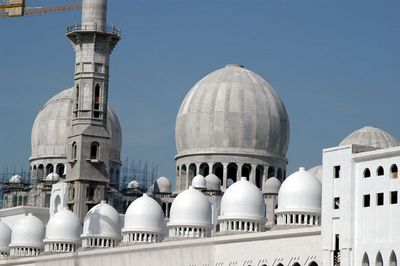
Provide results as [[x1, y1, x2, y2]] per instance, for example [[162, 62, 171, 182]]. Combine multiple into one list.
[[175, 64, 290, 159], [31, 88, 122, 164], [339, 126, 399, 149]]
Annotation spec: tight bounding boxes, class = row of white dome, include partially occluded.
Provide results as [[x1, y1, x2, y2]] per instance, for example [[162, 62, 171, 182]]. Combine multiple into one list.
[[0, 167, 321, 257], [8, 173, 60, 184]]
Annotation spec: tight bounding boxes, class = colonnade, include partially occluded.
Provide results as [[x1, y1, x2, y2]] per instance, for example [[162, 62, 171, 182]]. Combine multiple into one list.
[[122, 232, 162, 243], [219, 220, 263, 232], [81, 237, 119, 248], [44, 242, 76, 253], [169, 226, 211, 238], [176, 161, 285, 191], [9, 247, 41, 257], [277, 213, 320, 226]]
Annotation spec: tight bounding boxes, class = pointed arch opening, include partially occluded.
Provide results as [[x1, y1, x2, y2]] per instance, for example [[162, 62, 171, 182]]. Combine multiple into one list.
[[188, 163, 196, 185], [308, 262, 318, 266], [292, 263, 301, 266], [376, 251, 383, 266], [362, 252, 370, 266], [72, 142, 77, 160], [390, 251, 397, 266], [277, 168, 283, 180]]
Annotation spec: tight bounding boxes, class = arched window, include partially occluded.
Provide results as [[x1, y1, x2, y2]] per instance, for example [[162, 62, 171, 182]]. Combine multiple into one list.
[[277, 168, 283, 179], [18, 195, 22, 206], [241, 164, 251, 179], [180, 165, 187, 190], [46, 164, 54, 176], [188, 163, 196, 185], [308, 262, 318, 266], [56, 164, 65, 177], [75, 84, 79, 117], [376, 251, 383, 266], [90, 142, 99, 160], [93, 84, 100, 118], [362, 252, 370, 266], [276, 264, 284, 266], [72, 142, 77, 160], [255, 165, 264, 189], [268, 167, 275, 178], [212, 163, 223, 186], [292, 263, 301, 266], [227, 163, 238, 184], [199, 163, 209, 176], [390, 250, 397, 266], [391, 164, 398, 179], [364, 168, 371, 178], [12, 195, 17, 207], [37, 164, 44, 179], [377, 166, 384, 176]]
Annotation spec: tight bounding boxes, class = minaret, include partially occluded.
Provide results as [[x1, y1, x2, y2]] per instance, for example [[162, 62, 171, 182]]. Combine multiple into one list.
[[65, 0, 120, 221]]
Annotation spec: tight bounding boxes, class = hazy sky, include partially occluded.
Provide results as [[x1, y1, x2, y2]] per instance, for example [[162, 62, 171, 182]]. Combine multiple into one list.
[[1, 0, 399, 186]]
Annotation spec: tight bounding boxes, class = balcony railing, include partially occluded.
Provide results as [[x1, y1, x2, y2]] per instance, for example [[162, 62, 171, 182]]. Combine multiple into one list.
[[66, 24, 121, 37]]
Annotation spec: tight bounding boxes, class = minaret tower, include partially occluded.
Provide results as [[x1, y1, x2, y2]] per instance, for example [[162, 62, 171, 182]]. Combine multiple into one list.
[[65, 0, 120, 221]]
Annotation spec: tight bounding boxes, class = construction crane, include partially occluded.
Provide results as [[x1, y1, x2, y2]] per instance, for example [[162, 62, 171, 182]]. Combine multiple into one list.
[[0, 0, 81, 18]]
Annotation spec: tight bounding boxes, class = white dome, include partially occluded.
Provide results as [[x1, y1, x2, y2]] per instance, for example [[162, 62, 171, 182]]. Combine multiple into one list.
[[30, 88, 122, 166], [308, 165, 322, 182], [219, 177, 265, 221], [263, 177, 281, 195], [192, 174, 206, 189], [169, 186, 212, 228], [123, 194, 165, 234], [176, 64, 289, 160], [45, 208, 82, 244], [339, 126, 399, 149], [127, 180, 141, 189], [153, 176, 171, 194], [0, 220, 11, 253], [82, 201, 122, 239], [9, 175, 22, 183], [45, 172, 60, 182], [277, 167, 321, 214], [205, 174, 221, 191], [10, 213, 45, 249]]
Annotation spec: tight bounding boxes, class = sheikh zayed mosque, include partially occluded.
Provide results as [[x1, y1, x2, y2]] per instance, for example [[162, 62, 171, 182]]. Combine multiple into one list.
[[0, 0, 399, 266]]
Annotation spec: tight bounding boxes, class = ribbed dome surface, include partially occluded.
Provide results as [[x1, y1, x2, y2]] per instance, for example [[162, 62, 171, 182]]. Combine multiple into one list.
[[339, 126, 399, 149], [82, 201, 122, 239], [263, 177, 281, 194], [10, 214, 45, 248], [31, 88, 122, 163], [45, 209, 82, 243], [0, 220, 11, 253], [205, 174, 221, 191], [176, 64, 289, 159], [153, 176, 171, 194], [192, 174, 206, 189], [219, 177, 265, 221], [124, 194, 165, 234], [169, 186, 212, 228], [277, 167, 321, 213]]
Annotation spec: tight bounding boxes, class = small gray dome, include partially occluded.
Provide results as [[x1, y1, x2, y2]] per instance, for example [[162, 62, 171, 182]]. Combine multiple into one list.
[[339, 126, 399, 149], [31, 88, 122, 164], [176, 64, 290, 159], [263, 177, 281, 195]]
